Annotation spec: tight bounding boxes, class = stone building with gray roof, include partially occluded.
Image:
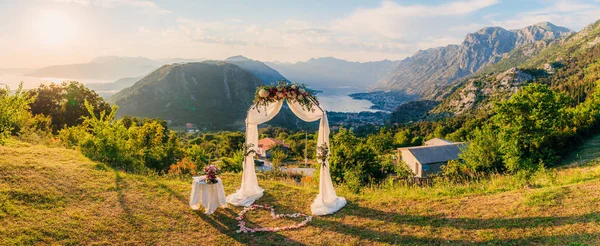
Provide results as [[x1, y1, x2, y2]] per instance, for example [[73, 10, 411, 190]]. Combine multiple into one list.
[[398, 140, 467, 178]]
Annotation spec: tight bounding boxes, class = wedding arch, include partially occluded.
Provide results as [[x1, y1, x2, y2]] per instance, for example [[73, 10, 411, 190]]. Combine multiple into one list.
[[226, 81, 346, 215]]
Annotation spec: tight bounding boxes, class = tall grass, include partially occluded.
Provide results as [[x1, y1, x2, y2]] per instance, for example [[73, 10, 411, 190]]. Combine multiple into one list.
[[354, 160, 600, 202]]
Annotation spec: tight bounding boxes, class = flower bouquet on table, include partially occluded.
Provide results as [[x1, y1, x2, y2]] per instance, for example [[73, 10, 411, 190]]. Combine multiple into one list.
[[204, 165, 219, 184]]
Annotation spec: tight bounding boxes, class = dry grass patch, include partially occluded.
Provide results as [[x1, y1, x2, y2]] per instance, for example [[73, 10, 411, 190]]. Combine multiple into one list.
[[2, 141, 600, 245]]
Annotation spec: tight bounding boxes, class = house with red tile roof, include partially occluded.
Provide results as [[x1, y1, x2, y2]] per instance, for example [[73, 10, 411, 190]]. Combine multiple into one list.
[[257, 138, 290, 158]]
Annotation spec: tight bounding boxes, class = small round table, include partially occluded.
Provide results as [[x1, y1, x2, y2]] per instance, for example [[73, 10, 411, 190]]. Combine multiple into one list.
[[189, 176, 227, 214]]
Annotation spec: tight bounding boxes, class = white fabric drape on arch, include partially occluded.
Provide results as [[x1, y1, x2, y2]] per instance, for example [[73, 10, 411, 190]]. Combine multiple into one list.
[[226, 99, 346, 215]]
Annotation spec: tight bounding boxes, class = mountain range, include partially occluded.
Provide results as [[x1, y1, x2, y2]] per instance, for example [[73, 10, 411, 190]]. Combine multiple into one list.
[[267, 57, 399, 90], [385, 19, 600, 124], [222, 56, 286, 84], [26, 56, 162, 80], [374, 22, 574, 97], [25, 54, 398, 93], [432, 19, 600, 116], [85, 76, 144, 98]]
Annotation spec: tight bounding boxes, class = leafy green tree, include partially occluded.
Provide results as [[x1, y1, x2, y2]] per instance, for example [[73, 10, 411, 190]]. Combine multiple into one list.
[[77, 102, 131, 168], [185, 144, 210, 168], [433, 125, 450, 138], [28, 81, 110, 132], [458, 126, 503, 175], [218, 132, 245, 157], [329, 128, 383, 185], [570, 80, 600, 132], [220, 149, 244, 173], [492, 83, 573, 173], [0, 83, 35, 143], [366, 128, 394, 155], [270, 145, 287, 168], [410, 136, 423, 146], [393, 129, 412, 147]]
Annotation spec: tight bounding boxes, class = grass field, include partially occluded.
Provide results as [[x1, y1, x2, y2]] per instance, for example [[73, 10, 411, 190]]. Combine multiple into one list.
[[2, 138, 600, 245]]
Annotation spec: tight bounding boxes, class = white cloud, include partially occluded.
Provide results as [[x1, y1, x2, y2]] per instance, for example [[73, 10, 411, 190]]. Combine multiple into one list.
[[490, 0, 600, 30], [449, 23, 486, 32], [173, 17, 412, 56], [162, 1, 504, 62], [39, 0, 600, 66], [36, 0, 504, 63], [54, 0, 171, 14], [330, 0, 497, 39]]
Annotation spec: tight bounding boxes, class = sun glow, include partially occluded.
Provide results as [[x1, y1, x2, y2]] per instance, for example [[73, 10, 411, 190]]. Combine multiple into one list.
[[36, 10, 78, 45]]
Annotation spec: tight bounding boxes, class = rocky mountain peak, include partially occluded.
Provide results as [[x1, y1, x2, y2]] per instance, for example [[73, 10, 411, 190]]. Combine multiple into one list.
[[529, 22, 572, 33], [514, 22, 574, 47], [374, 22, 573, 96], [472, 26, 508, 36]]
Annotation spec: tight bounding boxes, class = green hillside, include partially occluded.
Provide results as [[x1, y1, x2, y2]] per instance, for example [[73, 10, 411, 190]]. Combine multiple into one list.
[[108, 62, 261, 129], [477, 39, 559, 75], [2, 139, 600, 245]]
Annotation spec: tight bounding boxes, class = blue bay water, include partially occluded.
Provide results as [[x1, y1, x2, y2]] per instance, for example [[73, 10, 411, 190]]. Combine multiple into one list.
[[1, 75, 376, 113], [314, 87, 377, 113], [0, 74, 111, 89]]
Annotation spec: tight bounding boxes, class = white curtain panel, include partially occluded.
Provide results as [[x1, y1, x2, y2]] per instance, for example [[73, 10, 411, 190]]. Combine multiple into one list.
[[226, 100, 284, 207], [287, 100, 346, 215], [226, 99, 346, 216]]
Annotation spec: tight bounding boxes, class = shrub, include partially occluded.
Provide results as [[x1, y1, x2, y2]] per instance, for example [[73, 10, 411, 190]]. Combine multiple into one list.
[[220, 150, 244, 173], [458, 126, 503, 175], [185, 144, 210, 168], [344, 167, 363, 194], [64, 101, 184, 173], [394, 159, 415, 178], [301, 176, 314, 185], [16, 114, 53, 144], [270, 145, 287, 168], [329, 128, 386, 186], [58, 125, 89, 149], [0, 83, 35, 144], [168, 158, 197, 175]]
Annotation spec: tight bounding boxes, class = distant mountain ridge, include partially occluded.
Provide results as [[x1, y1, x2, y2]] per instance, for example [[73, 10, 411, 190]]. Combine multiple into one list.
[[86, 76, 143, 93], [266, 57, 399, 90], [27, 55, 395, 94], [27, 56, 162, 80], [79, 56, 280, 99], [223, 56, 286, 84], [374, 22, 574, 97]]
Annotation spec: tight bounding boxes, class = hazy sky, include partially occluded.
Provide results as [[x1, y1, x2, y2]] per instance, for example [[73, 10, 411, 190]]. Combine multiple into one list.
[[2, 0, 600, 68]]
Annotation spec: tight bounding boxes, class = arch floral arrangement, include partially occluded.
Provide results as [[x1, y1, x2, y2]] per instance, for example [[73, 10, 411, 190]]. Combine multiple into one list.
[[253, 81, 318, 113], [228, 79, 347, 216]]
